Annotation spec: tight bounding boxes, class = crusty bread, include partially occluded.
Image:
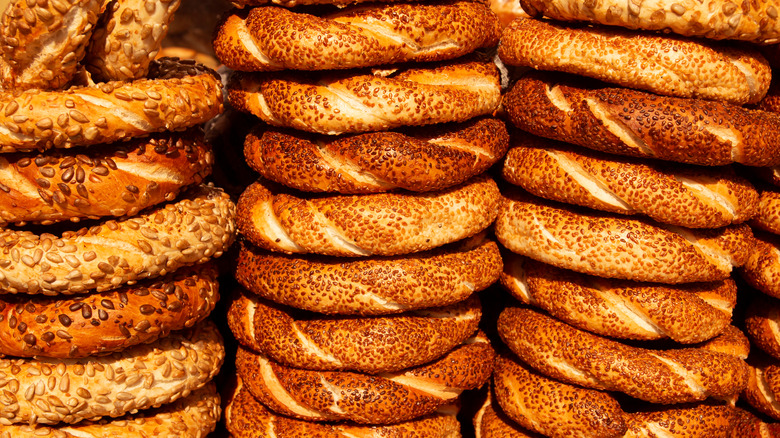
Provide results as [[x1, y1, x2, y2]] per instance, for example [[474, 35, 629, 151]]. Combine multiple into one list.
[[237, 175, 500, 257], [0, 129, 213, 226], [235, 236, 502, 315], [698, 325, 751, 360], [731, 407, 780, 438], [499, 17, 771, 104], [519, 0, 780, 43], [473, 393, 541, 438], [244, 118, 509, 194], [740, 231, 780, 298], [623, 404, 740, 437], [227, 57, 501, 135], [502, 134, 759, 228], [498, 307, 750, 404], [503, 71, 780, 166], [228, 289, 481, 373], [488, 0, 529, 28], [743, 358, 780, 421], [752, 189, 780, 235], [758, 79, 780, 113], [746, 294, 780, 360], [0, 320, 224, 425], [0, 183, 236, 295], [495, 190, 753, 283], [230, 0, 421, 7]]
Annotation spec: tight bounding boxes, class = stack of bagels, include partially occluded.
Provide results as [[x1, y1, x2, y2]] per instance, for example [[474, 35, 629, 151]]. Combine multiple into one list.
[[0, 0, 236, 436], [213, 0, 507, 434], [473, 0, 780, 436]]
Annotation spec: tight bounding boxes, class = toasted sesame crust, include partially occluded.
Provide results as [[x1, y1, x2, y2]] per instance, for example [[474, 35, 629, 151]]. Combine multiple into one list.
[[758, 80, 780, 114], [743, 358, 780, 421], [488, 0, 529, 29], [731, 407, 780, 437], [746, 294, 780, 360], [740, 231, 780, 298], [243, 118, 509, 194], [752, 189, 780, 235], [623, 404, 740, 437], [473, 393, 541, 438]]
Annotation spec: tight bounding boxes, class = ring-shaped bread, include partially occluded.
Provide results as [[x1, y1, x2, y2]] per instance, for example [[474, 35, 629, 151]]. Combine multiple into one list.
[[0, 183, 236, 295], [237, 175, 500, 257], [743, 356, 780, 421], [0, 320, 224, 425], [244, 117, 509, 194], [751, 188, 780, 235], [473, 393, 542, 438], [740, 231, 780, 299], [746, 294, 780, 360]]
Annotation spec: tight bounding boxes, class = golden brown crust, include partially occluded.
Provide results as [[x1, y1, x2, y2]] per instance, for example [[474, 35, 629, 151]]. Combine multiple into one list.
[[731, 407, 780, 438], [229, 0, 449, 8], [0, 58, 223, 153], [235, 236, 502, 315], [488, 0, 529, 29], [503, 71, 780, 167], [744, 359, 780, 421], [0, 320, 224, 426], [473, 393, 542, 438], [623, 404, 739, 437], [495, 190, 753, 284], [228, 289, 481, 373], [746, 294, 780, 360], [0, 129, 213, 226], [227, 58, 501, 135], [698, 324, 751, 360], [500, 254, 737, 343], [236, 333, 495, 424], [237, 175, 500, 257], [244, 118, 509, 194], [502, 134, 759, 228], [499, 17, 771, 104], [752, 188, 780, 235], [740, 232, 780, 299], [519, 0, 780, 43], [498, 307, 750, 404], [0, 183, 236, 295], [86, 0, 181, 81]]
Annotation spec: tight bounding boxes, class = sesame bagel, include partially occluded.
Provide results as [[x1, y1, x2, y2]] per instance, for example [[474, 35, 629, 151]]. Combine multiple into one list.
[[744, 358, 780, 421], [495, 190, 752, 283], [214, 1, 500, 72], [732, 408, 780, 438], [740, 231, 780, 298], [228, 288, 481, 373], [0, 320, 224, 425], [758, 80, 780, 114], [519, 0, 780, 43], [235, 236, 502, 315], [500, 254, 737, 343], [473, 394, 541, 438], [499, 17, 771, 105], [237, 175, 500, 257], [503, 72, 780, 167], [745, 294, 780, 360], [502, 134, 758, 228], [498, 307, 750, 404], [236, 333, 495, 424], [1, 383, 221, 438], [0, 183, 236, 295], [226, 378, 462, 438], [751, 189, 780, 235], [86, 0, 181, 81], [227, 58, 501, 135], [0, 129, 213, 227], [0, 58, 223, 153], [622, 404, 740, 437], [243, 117, 509, 194], [0, 263, 219, 358]]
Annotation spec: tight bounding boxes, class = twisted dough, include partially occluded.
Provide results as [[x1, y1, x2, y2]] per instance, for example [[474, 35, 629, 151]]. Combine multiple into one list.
[[0, 58, 223, 153], [744, 357, 780, 421], [244, 117, 509, 194], [746, 294, 780, 360], [740, 231, 780, 299], [473, 394, 541, 438], [501, 254, 737, 343], [519, 0, 780, 43], [752, 189, 780, 235], [498, 307, 750, 404], [236, 333, 494, 424], [502, 134, 758, 228], [499, 17, 771, 105], [227, 58, 501, 135], [0, 184, 236, 295], [235, 236, 502, 315], [215, 1, 500, 71], [732, 408, 780, 438], [228, 289, 481, 373], [237, 175, 500, 257], [503, 72, 780, 166], [495, 190, 752, 283]]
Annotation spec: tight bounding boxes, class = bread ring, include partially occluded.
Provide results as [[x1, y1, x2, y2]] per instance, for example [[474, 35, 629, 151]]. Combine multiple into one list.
[[236, 333, 495, 424], [746, 294, 780, 360], [473, 393, 541, 438], [0, 183, 237, 295], [518, 0, 780, 43], [0, 0, 103, 91], [244, 117, 509, 194], [226, 377, 462, 438], [230, 0, 405, 7], [697, 324, 751, 360], [235, 236, 502, 315], [751, 189, 780, 235], [498, 306, 750, 404], [500, 254, 737, 343], [758, 80, 780, 114], [237, 175, 500, 257], [214, 1, 500, 72], [0, 383, 221, 438], [495, 190, 752, 283], [0, 263, 218, 358], [502, 134, 758, 228], [228, 288, 481, 373], [489, 0, 529, 29], [0, 58, 223, 153], [0, 320, 224, 425], [503, 71, 780, 167], [0, 129, 213, 227], [740, 231, 780, 299], [744, 358, 780, 421], [86, 0, 181, 81], [227, 58, 501, 135], [732, 407, 780, 438], [623, 404, 740, 437]]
